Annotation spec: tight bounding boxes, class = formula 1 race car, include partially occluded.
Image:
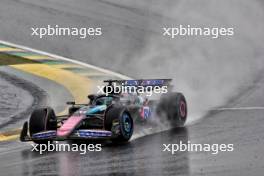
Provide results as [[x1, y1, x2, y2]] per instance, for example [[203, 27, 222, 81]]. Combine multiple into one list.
[[20, 79, 187, 144]]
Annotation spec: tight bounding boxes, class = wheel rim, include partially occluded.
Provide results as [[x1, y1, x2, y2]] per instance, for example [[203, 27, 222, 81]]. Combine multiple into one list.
[[123, 113, 132, 133], [179, 101, 186, 117]]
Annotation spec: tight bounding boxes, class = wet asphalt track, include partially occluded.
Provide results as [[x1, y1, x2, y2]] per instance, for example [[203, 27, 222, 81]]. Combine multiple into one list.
[[0, 0, 264, 175], [0, 66, 73, 132], [0, 76, 264, 176]]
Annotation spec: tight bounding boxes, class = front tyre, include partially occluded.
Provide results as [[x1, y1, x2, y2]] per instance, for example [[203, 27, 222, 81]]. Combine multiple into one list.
[[29, 107, 57, 144], [105, 106, 134, 143]]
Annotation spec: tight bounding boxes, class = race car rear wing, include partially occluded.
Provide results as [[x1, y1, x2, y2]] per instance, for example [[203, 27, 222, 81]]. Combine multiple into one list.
[[103, 79, 172, 87]]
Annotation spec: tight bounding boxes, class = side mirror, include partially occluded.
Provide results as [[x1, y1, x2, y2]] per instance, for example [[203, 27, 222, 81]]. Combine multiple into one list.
[[88, 94, 96, 101], [66, 101, 75, 105]]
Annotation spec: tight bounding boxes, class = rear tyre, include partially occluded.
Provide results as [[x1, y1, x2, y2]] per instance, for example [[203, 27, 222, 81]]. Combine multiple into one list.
[[105, 106, 133, 143], [29, 107, 57, 144], [157, 92, 187, 127]]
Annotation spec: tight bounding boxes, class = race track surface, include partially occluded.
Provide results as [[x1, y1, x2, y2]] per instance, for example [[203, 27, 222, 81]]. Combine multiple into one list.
[[0, 71, 34, 128], [0, 76, 264, 175], [0, 0, 264, 175], [0, 0, 263, 118], [0, 66, 74, 133]]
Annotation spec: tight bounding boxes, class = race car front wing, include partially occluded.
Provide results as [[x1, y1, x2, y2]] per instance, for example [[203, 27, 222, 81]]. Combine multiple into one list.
[[20, 122, 113, 142]]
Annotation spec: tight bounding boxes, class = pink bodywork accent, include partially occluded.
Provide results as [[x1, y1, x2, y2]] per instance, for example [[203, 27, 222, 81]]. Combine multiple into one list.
[[140, 106, 150, 120], [57, 116, 83, 137]]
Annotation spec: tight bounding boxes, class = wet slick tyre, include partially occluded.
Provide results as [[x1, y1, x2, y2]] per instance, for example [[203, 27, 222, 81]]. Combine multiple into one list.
[[105, 106, 133, 143], [157, 92, 187, 127], [29, 107, 57, 144]]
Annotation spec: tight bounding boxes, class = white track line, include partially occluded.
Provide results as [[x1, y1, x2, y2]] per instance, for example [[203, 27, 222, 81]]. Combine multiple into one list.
[[214, 107, 264, 111], [0, 40, 131, 80]]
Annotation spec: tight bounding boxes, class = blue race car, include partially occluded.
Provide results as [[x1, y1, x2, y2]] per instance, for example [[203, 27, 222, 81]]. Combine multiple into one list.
[[20, 79, 187, 144]]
